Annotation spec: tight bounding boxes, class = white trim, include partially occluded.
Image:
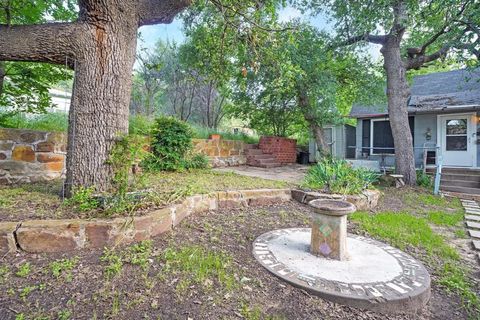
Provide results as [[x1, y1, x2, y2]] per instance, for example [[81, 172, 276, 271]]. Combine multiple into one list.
[[370, 118, 395, 155], [436, 112, 476, 167]]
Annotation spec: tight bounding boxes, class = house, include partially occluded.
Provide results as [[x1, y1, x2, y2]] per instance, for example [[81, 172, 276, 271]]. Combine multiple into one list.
[[308, 124, 356, 162], [310, 68, 480, 174], [351, 68, 480, 170]]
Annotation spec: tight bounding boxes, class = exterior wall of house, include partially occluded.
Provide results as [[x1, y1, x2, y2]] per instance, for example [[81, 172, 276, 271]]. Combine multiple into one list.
[[477, 112, 480, 167], [355, 113, 480, 169], [413, 114, 438, 167], [308, 125, 345, 162], [355, 117, 431, 168]]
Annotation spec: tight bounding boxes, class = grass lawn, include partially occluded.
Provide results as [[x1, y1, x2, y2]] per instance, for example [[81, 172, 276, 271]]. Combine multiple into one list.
[[350, 188, 479, 317], [0, 169, 290, 221]]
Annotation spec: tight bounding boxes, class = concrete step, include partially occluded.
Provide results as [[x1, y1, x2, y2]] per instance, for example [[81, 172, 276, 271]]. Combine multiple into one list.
[[443, 168, 480, 175], [466, 215, 480, 222], [466, 221, 480, 229], [441, 180, 480, 188], [468, 229, 480, 238], [442, 173, 480, 182], [440, 185, 480, 195], [473, 240, 480, 250]]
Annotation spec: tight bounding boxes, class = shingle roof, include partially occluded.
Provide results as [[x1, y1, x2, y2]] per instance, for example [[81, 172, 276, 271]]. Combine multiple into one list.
[[350, 68, 480, 118]]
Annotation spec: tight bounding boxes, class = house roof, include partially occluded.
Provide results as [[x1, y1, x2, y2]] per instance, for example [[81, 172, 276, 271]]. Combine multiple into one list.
[[350, 68, 480, 118]]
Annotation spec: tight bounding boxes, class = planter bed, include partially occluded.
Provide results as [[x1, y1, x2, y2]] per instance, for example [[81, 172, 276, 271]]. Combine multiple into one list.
[[0, 189, 291, 254]]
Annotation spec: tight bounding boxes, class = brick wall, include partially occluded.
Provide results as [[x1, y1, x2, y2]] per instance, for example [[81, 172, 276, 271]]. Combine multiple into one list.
[[0, 128, 67, 184], [192, 138, 246, 167], [259, 136, 297, 164]]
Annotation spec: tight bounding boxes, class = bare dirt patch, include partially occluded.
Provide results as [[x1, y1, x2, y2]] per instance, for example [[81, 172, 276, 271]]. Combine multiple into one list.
[[0, 200, 471, 319]]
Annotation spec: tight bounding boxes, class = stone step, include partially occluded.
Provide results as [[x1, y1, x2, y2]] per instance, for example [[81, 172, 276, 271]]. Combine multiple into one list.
[[441, 185, 480, 195], [247, 154, 275, 160], [256, 162, 282, 168], [473, 240, 480, 250], [466, 221, 480, 229], [465, 215, 480, 222], [258, 158, 279, 164], [468, 229, 480, 238], [245, 149, 264, 156], [244, 144, 259, 150]]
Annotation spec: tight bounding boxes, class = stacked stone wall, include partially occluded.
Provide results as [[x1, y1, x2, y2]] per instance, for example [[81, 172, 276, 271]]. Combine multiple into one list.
[[0, 128, 67, 184], [192, 138, 246, 167]]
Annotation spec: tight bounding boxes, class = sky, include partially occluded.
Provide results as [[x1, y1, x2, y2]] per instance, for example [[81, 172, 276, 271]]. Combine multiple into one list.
[[137, 7, 382, 61]]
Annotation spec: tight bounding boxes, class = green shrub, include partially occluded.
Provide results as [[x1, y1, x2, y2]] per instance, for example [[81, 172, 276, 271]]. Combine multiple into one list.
[[64, 186, 99, 212], [303, 157, 378, 195], [129, 114, 154, 135], [147, 116, 194, 171], [416, 170, 433, 188], [183, 153, 210, 170]]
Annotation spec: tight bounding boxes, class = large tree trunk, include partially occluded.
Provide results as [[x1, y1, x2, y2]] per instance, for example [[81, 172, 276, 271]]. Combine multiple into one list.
[[381, 37, 416, 185], [0, 0, 191, 195], [310, 123, 330, 157], [65, 18, 137, 194], [0, 61, 5, 97], [297, 88, 330, 157]]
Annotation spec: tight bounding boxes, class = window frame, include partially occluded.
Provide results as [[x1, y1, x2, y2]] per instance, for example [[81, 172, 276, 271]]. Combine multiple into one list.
[[370, 118, 395, 155]]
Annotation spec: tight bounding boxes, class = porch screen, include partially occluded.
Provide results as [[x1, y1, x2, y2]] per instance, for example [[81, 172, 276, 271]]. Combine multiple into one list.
[[372, 120, 395, 154]]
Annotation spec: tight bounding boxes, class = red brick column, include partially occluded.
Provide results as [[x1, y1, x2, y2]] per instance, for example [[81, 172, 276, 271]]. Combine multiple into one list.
[[258, 136, 297, 164]]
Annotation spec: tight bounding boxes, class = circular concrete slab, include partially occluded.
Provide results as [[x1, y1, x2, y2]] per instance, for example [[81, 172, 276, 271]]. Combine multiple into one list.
[[253, 228, 431, 314]]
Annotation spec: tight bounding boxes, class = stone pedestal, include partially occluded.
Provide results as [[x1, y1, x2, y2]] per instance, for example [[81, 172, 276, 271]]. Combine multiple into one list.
[[309, 199, 356, 261]]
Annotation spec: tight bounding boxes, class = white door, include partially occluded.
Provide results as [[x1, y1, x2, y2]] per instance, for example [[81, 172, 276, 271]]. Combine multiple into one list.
[[439, 114, 475, 167]]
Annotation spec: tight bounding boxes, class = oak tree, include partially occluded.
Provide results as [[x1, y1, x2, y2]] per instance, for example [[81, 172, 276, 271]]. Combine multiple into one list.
[[298, 0, 479, 185]]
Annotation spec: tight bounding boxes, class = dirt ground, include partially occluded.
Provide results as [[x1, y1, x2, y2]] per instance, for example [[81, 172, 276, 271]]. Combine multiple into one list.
[[0, 195, 474, 320]]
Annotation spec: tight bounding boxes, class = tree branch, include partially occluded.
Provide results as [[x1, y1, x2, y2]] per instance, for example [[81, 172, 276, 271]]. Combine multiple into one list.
[[138, 0, 192, 26], [407, 0, 472, 57], [334, 33, 387, 48], [0, 23, 80, 67], [406, 45, 450, 70]]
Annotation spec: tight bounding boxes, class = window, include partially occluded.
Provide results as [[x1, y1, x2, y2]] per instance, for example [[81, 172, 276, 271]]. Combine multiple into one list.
[[445, 119, 467, 151], [371, 119, 395, 154]]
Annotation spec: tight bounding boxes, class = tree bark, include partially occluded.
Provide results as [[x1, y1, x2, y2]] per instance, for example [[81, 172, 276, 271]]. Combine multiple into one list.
[[65, 11, 138, 194], [310, 123, 330, 157], [381, 36, 416, 185], [297, 88, 330, 157], [0, 61, 5, 97], [0, 0, 190, 195]]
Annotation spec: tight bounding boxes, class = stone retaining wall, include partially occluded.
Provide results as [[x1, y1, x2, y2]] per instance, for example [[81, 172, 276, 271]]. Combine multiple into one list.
[[0, 188, 291, 254], [0, 128, 67, 184], [192, 138, 246, 167]]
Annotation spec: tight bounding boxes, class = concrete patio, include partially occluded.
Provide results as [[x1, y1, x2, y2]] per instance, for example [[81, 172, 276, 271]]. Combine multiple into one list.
[[214, 164, 309, 184]]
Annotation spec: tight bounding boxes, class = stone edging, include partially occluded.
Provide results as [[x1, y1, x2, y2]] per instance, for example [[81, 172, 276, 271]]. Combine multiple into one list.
[[0, 189, 291, 254]]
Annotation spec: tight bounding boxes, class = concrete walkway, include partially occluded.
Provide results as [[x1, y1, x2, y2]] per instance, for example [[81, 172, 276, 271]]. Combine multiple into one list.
[[460, 199, 480, 262], [213, 164, 309, 184]]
